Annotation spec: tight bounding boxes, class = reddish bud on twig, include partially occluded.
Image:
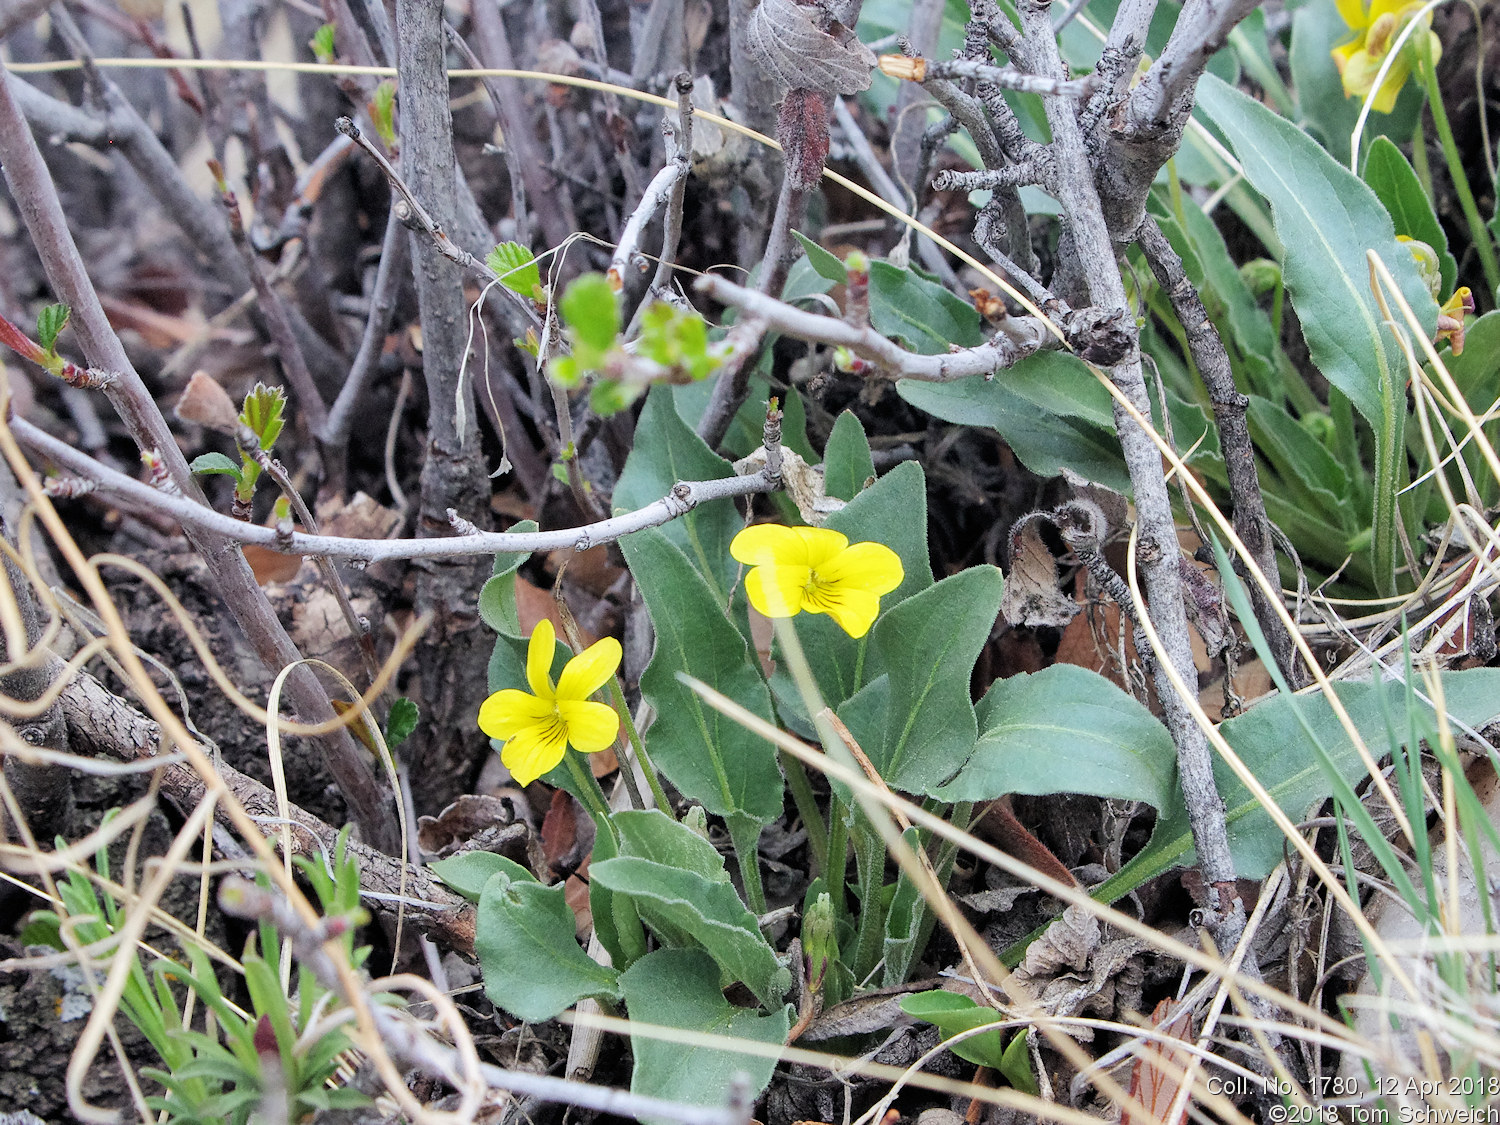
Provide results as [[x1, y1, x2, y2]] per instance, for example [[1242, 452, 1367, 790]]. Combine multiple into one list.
[[778, 89, 831, 192], [43, 476, 99, 499]]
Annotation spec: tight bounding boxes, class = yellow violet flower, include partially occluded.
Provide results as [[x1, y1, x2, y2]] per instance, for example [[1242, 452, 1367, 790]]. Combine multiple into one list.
[[731, 524, 904, 639], [478, 619, 621, 786], [1436, 286, 1474, 355], [1331, 0, 1440, 114]]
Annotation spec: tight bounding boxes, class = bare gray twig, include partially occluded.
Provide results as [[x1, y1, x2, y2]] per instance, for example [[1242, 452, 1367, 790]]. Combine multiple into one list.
[[11, 415, 783, 564], [1136, 216, 1303, 688], [697, 273, 1056, 380], [1014, 0, 1245, 945]]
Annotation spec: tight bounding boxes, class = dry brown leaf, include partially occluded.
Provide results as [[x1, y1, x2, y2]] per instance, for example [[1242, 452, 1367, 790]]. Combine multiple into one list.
[[173, 370, 241, 433], [416, 794, 534, 863], [1121, 997, 1194, 1125], [315, 491, 403, 540], [541, 787, 591, 875], [514, 576, 599, 645], [745, 0, 875, 94], [1000, 512, 1081, 628], [243, 544, 304, 585]]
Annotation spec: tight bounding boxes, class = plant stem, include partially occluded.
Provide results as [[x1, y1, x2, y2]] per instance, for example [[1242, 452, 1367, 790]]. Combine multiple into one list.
[[782, 752, 829, 877], [564, 750, 613, 821], [726, 813, 768, 915], [1419, 45, 1500, 302], [605, 675, 651, 811], [910, 801, 971, 960], [826, 793, 849, 919], [850, 817, 887, 981], [1411, 116, 1434, 200]]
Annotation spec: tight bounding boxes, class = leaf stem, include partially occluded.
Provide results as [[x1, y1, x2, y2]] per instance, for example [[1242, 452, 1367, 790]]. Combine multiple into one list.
[[825, 794, 849, 920], [564, 750, 613, 821], [608, 674, 672, 811], [726, 813, 768, 915], [1418, 45, 1500, 302], [850, 817, 887, 981], [782, 752, 829, 877]]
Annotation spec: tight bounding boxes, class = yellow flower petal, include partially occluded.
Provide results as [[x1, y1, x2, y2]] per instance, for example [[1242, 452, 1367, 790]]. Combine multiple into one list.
[[527, 619, 556, 699], [745, 563, 812, 618], [557, 636, 623, 702], [802, 582, 882, 638], [816, 542, 905, 598], [1370, 0, 1411, 23], [731, 523, 847, 567], [478, 689, 556, 740], [502, 717, 570, 786], [794, 526, 852, 569], [558, 699, 620, 752], [1334, 0, 1366, 31], [1331, 38, 1361, 78]]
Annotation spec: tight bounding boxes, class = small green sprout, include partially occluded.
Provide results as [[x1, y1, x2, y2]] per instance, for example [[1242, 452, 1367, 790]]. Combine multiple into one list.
[[371, 80, 397, 149], [310, 23, 337, 63], [487, 242, 544, 301]]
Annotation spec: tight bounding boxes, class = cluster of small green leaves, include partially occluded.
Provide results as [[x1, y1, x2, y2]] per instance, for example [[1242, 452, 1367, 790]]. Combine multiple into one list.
[[22, 825, 371, 1124], [486, 241, 724, 417], [551, 274, 723, 414], [189, 383, 287, 512]]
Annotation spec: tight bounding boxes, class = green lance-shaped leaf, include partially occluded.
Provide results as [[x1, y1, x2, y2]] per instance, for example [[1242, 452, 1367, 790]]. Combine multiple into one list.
[[1364, 135, 1457, 299], [823, 410, 874, 502], [789, 231, 983, 355], [899, 991, 1011, 1071], [613, 809, 733, 883], [620, 949, 790, 1125], [897, 353, 1132, 493], [590, 857, 788, 1007], [836, 565, 1004, 796], [1094, 667, 1500, 900], [477, 519, 539, 636], [619, 529, 782, 824], [429, 851, 530, 902], [475, 866, 620, 1021], [615, 385, 744, 601], [932, 664, 1177, 808], [1195, 73, 1436, 593], [868, 260, 984, 355], [486, 242, 543, 301]]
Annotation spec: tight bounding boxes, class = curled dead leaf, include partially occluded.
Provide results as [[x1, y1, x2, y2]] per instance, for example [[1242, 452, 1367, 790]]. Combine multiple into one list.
[[745, 0, 875, 95], [174, 370, 240, 434], [1000, 511, 1080, 628], [735, 446, 844, 525]]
